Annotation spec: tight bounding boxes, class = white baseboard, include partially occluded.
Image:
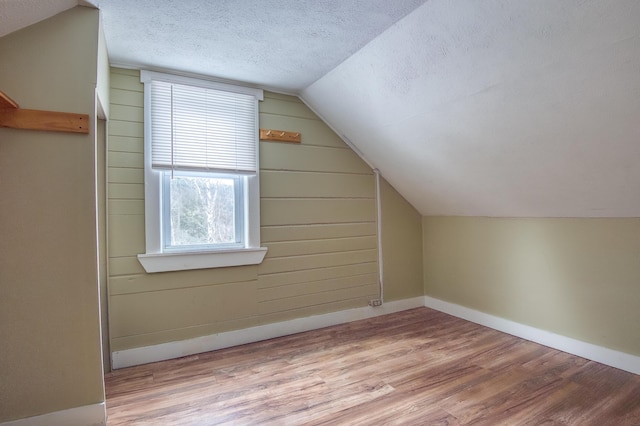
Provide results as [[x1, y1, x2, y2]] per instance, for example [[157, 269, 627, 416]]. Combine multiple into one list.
[[0, 402, 105, 426], [113, 295, 640, 375], [424, 296, 640, 375], [112, 296, 424, 369]]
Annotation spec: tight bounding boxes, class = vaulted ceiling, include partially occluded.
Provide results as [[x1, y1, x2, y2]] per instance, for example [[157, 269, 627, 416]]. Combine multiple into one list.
[[0, 0, 95, 37], [2, 0, 639, 217], [302, 1, 640, 217]]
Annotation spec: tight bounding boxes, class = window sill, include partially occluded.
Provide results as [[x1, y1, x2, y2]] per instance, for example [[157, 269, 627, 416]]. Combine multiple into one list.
[[137, 247, 268, 273]]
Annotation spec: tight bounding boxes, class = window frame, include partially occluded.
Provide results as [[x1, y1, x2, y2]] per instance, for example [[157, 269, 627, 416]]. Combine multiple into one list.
[[137, 70, 267, 273]]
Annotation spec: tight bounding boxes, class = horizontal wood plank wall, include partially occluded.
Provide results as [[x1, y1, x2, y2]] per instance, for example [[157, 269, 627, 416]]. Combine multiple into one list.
[[107, 68, 378, 355]]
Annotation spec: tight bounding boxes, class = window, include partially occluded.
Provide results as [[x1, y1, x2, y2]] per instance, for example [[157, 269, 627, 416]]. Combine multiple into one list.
[[162, 171, 243, 250], [137, 70, 267, 273]]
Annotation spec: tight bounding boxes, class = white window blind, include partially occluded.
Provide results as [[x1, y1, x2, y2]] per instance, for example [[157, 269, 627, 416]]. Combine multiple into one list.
[[149, 80, 258, 174]]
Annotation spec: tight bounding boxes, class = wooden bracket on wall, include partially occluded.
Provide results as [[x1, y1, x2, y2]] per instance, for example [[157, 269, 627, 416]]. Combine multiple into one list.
[[0, 90, 89, 134], [260, 128, 301, 144]]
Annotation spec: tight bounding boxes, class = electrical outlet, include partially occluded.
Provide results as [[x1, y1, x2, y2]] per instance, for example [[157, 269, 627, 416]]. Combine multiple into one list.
[[369, 299, 382, 307]]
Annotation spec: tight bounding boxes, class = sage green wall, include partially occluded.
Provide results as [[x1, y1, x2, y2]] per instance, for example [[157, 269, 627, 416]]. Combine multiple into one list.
[[380, 178, 423, 301], [423, 216, 640, 356], [107, 68, 420, 354], [0, 7, 105, 422]]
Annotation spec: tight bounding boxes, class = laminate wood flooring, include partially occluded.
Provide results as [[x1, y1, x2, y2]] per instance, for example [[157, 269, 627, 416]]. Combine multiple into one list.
[[105, 307, 640, 425]]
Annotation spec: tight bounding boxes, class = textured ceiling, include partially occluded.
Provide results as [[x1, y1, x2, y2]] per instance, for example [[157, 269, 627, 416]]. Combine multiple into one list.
[[3, 0, 639, 217], [0, 0, 78, 37], [302, 0, 640, 217], [97, 0, 427, 92]]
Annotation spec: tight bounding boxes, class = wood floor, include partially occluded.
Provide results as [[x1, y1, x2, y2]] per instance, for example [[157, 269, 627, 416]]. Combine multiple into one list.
[[105, 307, 640, 425]]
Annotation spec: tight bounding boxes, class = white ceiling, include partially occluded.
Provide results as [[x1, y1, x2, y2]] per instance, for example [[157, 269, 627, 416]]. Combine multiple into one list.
[[0, 0, 100, 37], [303, 0, 640, 217], [0, 0, 76, 37], [97, 0, 427, 92], [2, 0, 639, 217]]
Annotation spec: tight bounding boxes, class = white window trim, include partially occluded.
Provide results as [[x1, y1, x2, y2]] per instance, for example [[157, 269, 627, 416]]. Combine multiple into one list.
[[137, 247, 268, 273], [137, 70, 267, 273]]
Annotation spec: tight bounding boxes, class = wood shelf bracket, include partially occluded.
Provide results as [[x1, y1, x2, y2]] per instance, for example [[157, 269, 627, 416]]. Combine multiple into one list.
[[0, 90, 89, 134], [260, 128, 301, 143]]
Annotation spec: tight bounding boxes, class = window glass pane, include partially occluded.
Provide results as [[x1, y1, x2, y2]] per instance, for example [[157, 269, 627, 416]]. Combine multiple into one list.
[[164, 172, 242, 249]]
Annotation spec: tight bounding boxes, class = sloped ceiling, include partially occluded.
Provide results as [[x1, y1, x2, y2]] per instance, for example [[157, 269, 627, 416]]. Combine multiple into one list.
[[2, 0, 639, 217], [0, 0, 95, 37], [302, 1, 640, 217]]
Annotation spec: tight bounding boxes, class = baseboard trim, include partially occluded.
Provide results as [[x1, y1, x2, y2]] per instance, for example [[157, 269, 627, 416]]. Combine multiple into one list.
[[424, 296, 640, 375], [112, 296, 424, 369], [0, 402, 105, 426]]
